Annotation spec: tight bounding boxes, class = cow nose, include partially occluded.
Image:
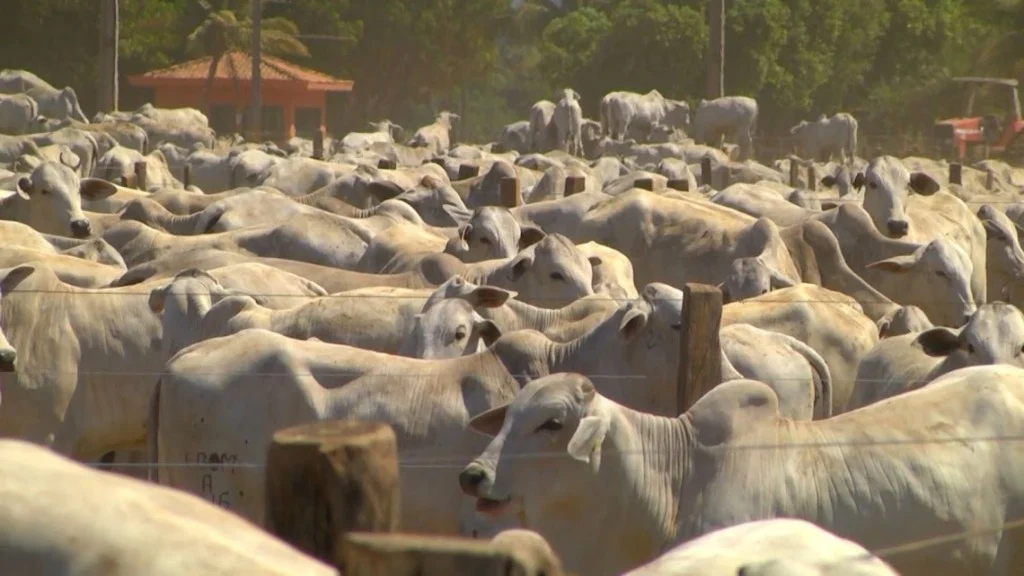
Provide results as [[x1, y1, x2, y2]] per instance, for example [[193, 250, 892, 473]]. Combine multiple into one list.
[[70, 219, 91, 238], [459, 465, 488, 496], [0, 349, 16, 372], [886, 220, 909, 237]]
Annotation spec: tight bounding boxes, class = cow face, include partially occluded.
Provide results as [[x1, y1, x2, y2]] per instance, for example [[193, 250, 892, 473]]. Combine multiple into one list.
[[856, 156, 940, 239]]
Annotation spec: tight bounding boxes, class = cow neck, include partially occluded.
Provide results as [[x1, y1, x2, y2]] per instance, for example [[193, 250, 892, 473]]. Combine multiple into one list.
[[607, 403, 693, 560], [504, 298, 563, 332]]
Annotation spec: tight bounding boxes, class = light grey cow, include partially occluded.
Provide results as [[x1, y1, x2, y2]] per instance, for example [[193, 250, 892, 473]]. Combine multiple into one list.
[[691, 95, 758, 161], [600, 89, 691, 141], [528, 100, 557, 153], [790, 113, 859, 163], [0, 93, 39, 135], [554, 89, 584, 157], [408, 111, 460, 155]]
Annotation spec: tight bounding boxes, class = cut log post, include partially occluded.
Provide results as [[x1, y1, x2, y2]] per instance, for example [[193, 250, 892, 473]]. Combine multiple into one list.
[[986, 168, 995, 191], [133, 161, 147, 191], [564, 175, 586, 196], [701, 156, 713, 187], [634, 177, 655, 191], [789, 160, 800, 187], [341, 533, 559, 576], [500, 177, 522, 208], [120, 174, 130, 188], [264, 420, 400, 571], [677, 283, 723, 414], [429, 158, 446, 168], [378, 159, 397, 170], [313, 128, 325, 160], [182, 163, 191, 188], [457, 163, 480, 180], [949, 163, 962, 186], [667, 178, 690, 192], [807, 165, 817, 192]]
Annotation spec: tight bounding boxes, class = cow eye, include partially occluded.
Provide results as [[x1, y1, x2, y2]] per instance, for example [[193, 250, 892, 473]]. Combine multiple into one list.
[[479, 237, 491, 245], [454, 327, 467, 340], [550, 272, 565, 282], [967, 343, 976, 354], [935, 270, 948, 279], [534, 419, 563, 433]]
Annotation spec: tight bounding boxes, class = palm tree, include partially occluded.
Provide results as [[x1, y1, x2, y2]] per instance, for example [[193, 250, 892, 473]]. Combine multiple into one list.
[[185, 0, 309, 116]]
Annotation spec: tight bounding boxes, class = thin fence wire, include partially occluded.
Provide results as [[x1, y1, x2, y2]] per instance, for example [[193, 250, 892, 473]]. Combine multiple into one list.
[[0, 288, 1013, 306]]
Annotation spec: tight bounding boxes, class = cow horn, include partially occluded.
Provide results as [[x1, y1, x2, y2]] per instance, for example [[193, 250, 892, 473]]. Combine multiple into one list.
[[59, 149, 81, 172]]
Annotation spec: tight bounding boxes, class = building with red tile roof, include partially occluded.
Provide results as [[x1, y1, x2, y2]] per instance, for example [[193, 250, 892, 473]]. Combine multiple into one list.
[[128, 51, 353, 141]]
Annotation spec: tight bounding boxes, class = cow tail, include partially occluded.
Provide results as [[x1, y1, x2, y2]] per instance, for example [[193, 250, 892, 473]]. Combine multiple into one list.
[[146, 377, 162, 483], [599, 97, 609, 137]]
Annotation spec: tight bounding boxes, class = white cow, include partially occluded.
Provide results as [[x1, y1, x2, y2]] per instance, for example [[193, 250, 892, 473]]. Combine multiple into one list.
[[528, 100, 557, 153], [600, 89, 691, 141], [498, 120, 531, 154], [1, 158, 117, 238], [790, 113, 859, 163], [626, 519, 898, 576], [0, 93, 39, 134], [852, 155, 986, 310], [553, 89, 584, 157], [408, 111, 459, 155], [460, 367, 1024, 576], [691, 96, 758, 160], [0, 440, 336, 576], [338, 120, 403, 151], [850, 302, 1024, 409]]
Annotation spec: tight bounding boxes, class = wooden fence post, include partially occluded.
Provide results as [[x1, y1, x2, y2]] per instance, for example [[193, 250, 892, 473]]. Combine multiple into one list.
[[313, 128, 325, 160], [341, 533, 561, 576], [133, 161, 147, 191], [378, 159, 397, 170], [789, 160, 800, 187], [120, 174, 130, 188], [182, 164, 191, 188], [457, 164, 480, 180], [807, 165, 817, 192], [701, 156, 713, 187], [949, 162, 962, 186], [986, 168, 995, 191], [500, 177, 522, 208], [265, 420, 400, 571], [634, 177, 654, 191], [667, 178, 690, 192], [564, 175, 586, 196], [677, 283, 723, 415]]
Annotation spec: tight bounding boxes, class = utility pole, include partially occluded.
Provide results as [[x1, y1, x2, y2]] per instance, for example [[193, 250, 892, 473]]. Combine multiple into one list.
[[707, 0, 724, 100], [98, 0, 119, 113], [249, 0, 263, 141]]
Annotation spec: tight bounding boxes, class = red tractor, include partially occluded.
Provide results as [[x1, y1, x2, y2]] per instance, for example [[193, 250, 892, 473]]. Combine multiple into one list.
[[933, 77, 1024, 164]]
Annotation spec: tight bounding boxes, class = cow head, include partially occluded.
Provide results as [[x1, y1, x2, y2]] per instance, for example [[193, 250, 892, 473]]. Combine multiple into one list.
[[856, 156, 940, 238]]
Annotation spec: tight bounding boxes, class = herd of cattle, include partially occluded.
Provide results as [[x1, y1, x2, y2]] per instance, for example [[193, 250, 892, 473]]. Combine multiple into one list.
[[4, 68, 1024, 574]]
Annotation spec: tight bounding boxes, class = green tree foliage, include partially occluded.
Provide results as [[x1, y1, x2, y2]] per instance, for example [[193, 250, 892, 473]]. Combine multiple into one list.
[[0, 0, 1019, 142]]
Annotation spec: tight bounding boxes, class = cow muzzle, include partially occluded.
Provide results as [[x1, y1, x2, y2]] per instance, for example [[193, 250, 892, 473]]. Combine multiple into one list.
[[70, 219, 92, 238], [886, 219, 909, 238], [0, 349, 16, 373], [459, 463, 489, 497]]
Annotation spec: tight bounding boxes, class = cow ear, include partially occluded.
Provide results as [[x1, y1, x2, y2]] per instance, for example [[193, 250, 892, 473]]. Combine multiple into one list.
[[80, 178, 118, 200], [877, 317, 893, 339], [914, 327, 961, 357], [468, 404, 509, 437], [587, 255, 603, 269], [852, 172, 865, 190], [909, 172, 940, 196], [0, 265, 36, 295], [567, 415, 609, 471], [507, 254, 533, 282], [618, 306, 648, 340], [467, 286, 516, 308], [518, 225, 546, 250], [367, 180, 404, 202], [148, 284, 169, 313], [474, 319, 502, 347], [866, 254, 917, 274], [16, 177, 33, 200], [820, 175, 837, 187]]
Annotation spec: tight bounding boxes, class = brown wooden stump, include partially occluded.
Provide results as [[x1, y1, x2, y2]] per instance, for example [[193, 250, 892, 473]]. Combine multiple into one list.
[[634, 177, 654, 191], [341, 533, 557, 576], [265, 420, 400, 571], [677, 283, 723, 414], [500, 177, 522, 208]]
